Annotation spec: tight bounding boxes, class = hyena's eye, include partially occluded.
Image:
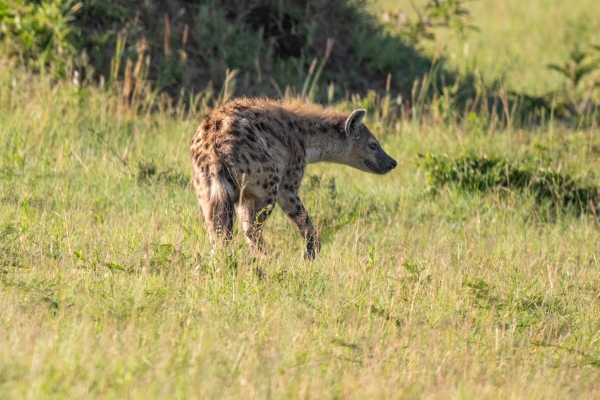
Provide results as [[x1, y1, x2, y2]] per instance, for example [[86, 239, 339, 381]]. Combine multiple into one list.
[[369, 143, 377, 150]]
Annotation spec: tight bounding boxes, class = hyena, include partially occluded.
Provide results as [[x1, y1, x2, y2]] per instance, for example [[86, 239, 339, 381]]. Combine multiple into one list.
[[189, 98, 397, 259]]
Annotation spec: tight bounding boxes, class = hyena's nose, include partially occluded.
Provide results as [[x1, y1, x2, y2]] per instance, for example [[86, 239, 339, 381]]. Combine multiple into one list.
[[390, 159, 397, 169]]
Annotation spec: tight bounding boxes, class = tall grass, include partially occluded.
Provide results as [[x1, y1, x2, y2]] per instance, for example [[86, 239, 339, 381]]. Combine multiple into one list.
[[2, 52, 600, 399]]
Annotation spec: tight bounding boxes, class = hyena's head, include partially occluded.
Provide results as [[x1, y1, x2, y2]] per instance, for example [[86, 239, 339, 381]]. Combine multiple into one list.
[[333, 109, 397, 174]]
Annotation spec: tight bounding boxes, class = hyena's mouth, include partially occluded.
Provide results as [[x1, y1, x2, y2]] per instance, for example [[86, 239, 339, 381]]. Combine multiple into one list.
[[364, 159, 386, 174]]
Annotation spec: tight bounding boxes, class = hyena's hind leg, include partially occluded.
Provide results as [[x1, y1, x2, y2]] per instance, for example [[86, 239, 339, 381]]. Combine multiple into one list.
[[237, 199, 275, 254], [193, 174, 235, 253], [236, 170, 279, 255]]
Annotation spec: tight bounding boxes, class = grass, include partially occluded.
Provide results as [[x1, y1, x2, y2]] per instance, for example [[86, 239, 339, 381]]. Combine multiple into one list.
[[2, 56, 600, 398], [373, 0, 600, 95]]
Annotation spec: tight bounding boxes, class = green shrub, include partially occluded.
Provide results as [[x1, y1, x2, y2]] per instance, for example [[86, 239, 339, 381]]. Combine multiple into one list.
[[0, 0, 81, 75], [0, 0, 448, 99], [420, 153, 600, 216]]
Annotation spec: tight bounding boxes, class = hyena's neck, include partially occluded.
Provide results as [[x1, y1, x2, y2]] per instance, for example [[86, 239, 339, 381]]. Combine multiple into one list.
[[295, 118, 344, 165]]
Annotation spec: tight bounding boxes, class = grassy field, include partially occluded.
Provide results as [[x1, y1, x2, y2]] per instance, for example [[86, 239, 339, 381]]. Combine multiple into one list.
[[373, 0, 600, 95], [1, 0, 600, 398], [1, 61, 600, 398]]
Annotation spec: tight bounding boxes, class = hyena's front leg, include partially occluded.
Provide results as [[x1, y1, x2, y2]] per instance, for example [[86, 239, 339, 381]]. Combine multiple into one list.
[[277, 191, 320, 260]]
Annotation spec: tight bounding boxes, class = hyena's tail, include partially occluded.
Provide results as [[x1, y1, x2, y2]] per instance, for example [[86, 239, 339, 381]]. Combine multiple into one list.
[[209, 167, 236, 240], [190, 121, 236, 247], [196, 162, 236, 244]]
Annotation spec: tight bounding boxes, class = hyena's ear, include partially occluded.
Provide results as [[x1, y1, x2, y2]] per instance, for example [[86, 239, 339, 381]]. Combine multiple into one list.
[[344, 109, 366, 135]]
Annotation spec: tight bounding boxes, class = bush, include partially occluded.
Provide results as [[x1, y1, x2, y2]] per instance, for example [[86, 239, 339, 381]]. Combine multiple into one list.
[[420, 153, 600, 216], [2, 0, 450, 99], [0, 0, 81, 75]]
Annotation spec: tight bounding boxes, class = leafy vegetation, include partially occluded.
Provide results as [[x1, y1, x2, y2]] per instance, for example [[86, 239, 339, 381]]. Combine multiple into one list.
[[0, 0, 82, 75], [1, 0, 455, 98], [2, 0, 598, 125], [380, 0, 479, 44]]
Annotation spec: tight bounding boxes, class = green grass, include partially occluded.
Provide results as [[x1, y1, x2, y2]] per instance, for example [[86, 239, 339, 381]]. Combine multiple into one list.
[[2, 57, 600, 399], [373, 0, 600, 95]]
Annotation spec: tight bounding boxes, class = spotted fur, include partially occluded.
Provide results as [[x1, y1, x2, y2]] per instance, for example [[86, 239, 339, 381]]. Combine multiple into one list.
[[189, 97, 397, 259]]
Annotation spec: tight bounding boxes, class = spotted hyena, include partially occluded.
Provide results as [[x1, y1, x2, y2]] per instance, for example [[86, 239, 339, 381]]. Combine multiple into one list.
[[189, 98, 397, 259]]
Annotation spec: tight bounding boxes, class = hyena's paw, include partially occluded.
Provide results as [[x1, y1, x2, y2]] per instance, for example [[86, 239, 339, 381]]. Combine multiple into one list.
[[304, 235, 320, 261], [248, 239, 269, 258]]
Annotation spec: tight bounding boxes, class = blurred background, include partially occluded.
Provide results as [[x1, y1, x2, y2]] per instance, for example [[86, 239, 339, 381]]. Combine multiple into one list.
[[1, 0, 599, 122]]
